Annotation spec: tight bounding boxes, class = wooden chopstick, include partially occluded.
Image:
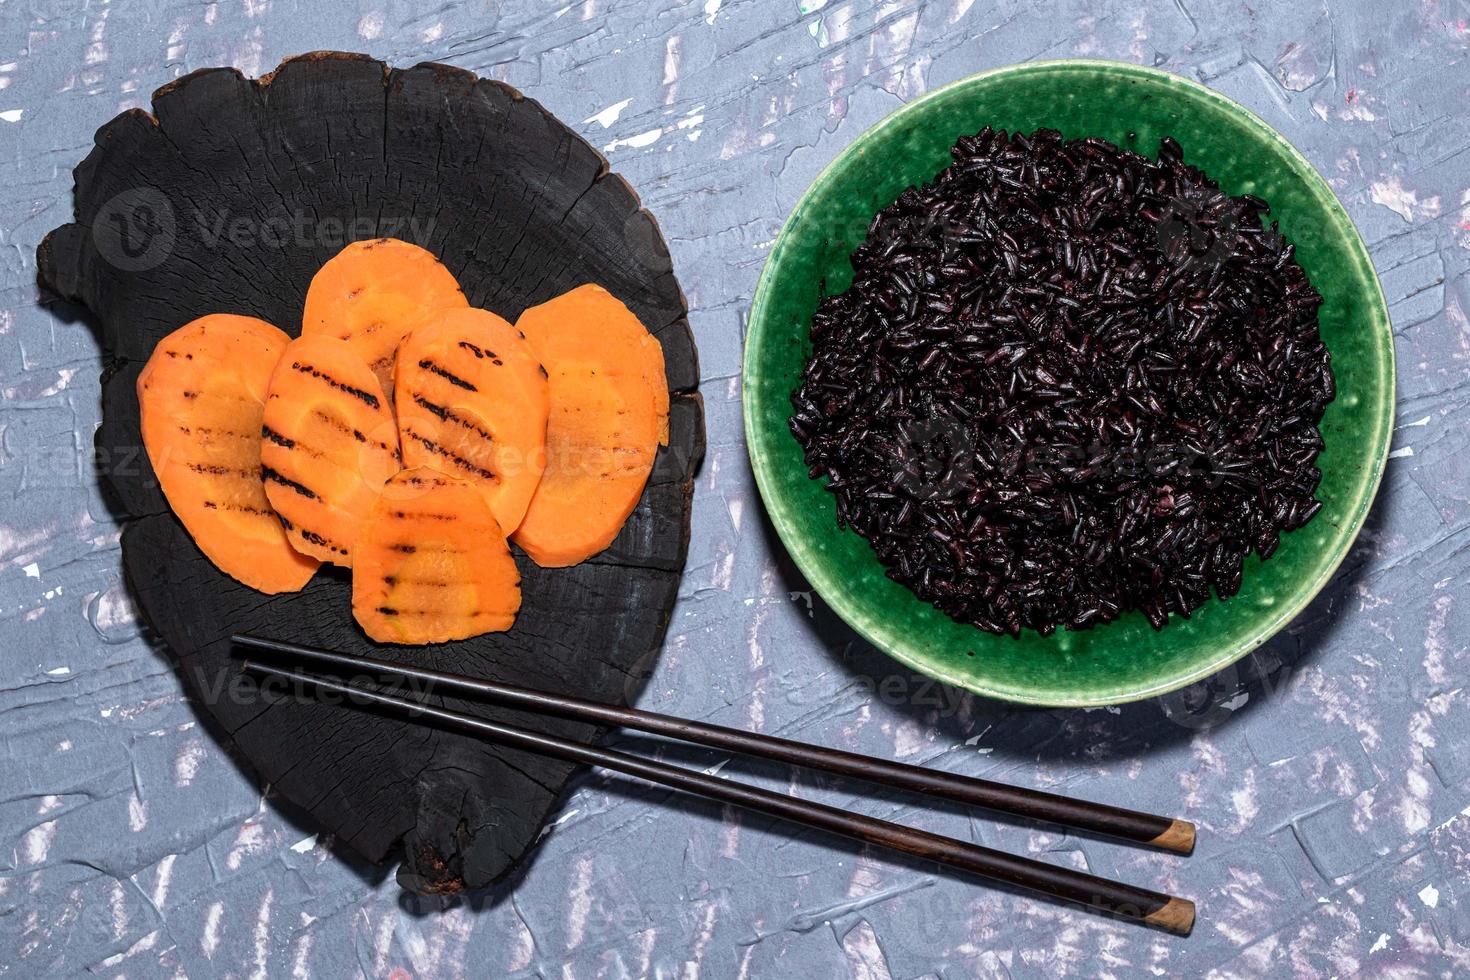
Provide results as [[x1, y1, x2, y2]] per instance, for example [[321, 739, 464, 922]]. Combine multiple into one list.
[[238, 656, 1195, 934], [231, 634, 1195, 854]]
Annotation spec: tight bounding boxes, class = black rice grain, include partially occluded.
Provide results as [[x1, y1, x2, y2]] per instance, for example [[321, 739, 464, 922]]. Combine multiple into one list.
[[790, 128, 1334, 636]]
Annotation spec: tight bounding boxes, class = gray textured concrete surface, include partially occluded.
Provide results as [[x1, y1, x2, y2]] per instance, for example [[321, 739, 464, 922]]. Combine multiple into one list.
[[1, 1, 1468, 976]]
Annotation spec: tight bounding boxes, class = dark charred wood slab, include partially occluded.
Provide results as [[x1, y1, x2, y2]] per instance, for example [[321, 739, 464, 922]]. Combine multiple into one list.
[[37, 52, 703, 894]]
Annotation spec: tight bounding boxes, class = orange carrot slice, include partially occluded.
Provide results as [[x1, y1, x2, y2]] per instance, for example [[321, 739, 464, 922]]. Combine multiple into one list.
[[260, 334, 401, 566], [352, 467, 521, 643], [302, 238, 468, 403], [137, 314, 318, 593], [394, 308, 549, 535], [511, 284, 669, 567]]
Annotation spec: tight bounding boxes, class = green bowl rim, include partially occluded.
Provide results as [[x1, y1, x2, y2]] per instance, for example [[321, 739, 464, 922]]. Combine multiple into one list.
[[742, 58, 1396, 707]]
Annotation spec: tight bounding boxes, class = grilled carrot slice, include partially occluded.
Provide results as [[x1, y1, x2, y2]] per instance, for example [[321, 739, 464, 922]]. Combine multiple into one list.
[[511, 284, 669, 567], [394, 308, 549, 535], [302, 238, 468, 404], [352, 467, 521, 643], [260, 335, 401, 566], [137, 314, 318, 593]]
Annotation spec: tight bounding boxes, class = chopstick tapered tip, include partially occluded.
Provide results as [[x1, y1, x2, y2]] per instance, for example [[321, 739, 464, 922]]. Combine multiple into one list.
[[1143, 896, 1195, 936], [1149, 818, 1196, 855]]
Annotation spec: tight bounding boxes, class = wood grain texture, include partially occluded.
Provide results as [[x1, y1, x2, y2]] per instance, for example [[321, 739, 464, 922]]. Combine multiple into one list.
[[36, 51, 704, 893]]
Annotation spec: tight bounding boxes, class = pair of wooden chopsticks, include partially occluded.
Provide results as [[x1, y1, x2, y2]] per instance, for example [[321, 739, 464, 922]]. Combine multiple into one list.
[[232, 634, 1196, 935]]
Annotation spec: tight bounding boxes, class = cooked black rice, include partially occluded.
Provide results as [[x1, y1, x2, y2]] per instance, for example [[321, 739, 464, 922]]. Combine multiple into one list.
[[790, 128, 1334, 636]]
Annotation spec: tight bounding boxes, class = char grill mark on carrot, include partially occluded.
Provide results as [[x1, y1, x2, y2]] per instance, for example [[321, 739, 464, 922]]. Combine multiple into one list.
[[411, 394, 453, 421], [409, 394, 497, 443], [260, 334, 402, 568], [260, 466, 320, 500], [511, 284, 670, 568], [136, 314, 319, 594], [416, 358, 478, 391], [185, 463, 259, 477], [351, 467, 521, 643], [305, 407, 394, 454], [383, 577, 452, 587], [184, 426, 255, 440], [400, 429, 498, 481], [289, 359, 382, 408], [200, 501, 276, 516], [395, 308, 549, 535], [298, 528, 340, 553], [261, 425, 295, 449]]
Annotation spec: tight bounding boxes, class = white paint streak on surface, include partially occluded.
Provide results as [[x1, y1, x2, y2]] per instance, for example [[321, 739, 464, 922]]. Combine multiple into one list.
[[603, 127, 663, 152], [175, 737, 207, 786], [842, 919, 894, 980], [250, 890, 274, 980], [38, 368, 78, 396], [99, 930, 160, 968], [357, 12, 384, 39], [152, 854, 176, 908], [566, 854, 594, 948], [585, 97, 632, 128], [109, 879, 129, 940], [1370, 176, 1441, 221], [506, 898, 536, 970], [892, 718, 924, 758], [745, 598, 769, 730], [227, 819, 268, 871], [128, 793, 148, 831], [22, 820, 57, 864], [1423, 595, 1452, 685], [678, 107, 705, 143], [711, 551, 736, 590], [290, 926, 315, 980], [535, 807, 580, 842], [663, 35, 682, 92], [201, 901, 224, 958], [687, 899, 720, 975]]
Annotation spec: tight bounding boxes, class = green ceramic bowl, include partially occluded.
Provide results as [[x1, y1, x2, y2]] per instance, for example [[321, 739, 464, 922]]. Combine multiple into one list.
[[744, 60, 1395, 707]]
